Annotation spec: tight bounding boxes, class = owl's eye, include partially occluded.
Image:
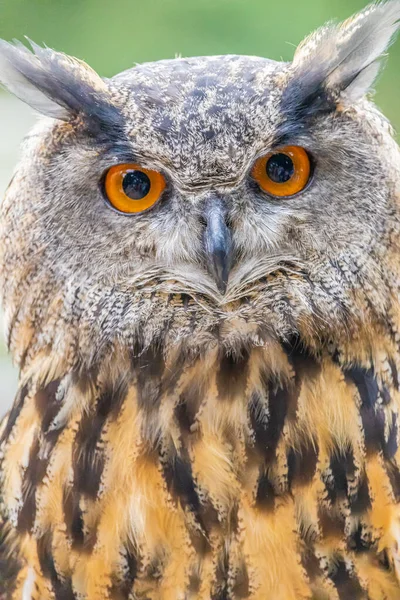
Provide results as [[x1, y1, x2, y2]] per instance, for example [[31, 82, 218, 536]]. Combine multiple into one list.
[[251, 146, 311, 197], [104, 163, 166, 214]]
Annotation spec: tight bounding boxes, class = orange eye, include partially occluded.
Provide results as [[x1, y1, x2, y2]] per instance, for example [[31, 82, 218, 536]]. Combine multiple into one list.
[[251, 146, 311, 197], [104, 163, 166, 214]]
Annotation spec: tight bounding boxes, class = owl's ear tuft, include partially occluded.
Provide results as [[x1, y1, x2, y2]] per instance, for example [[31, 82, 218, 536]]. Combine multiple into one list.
[[285, 0, 400, 119], [0, 39, 122, 129]]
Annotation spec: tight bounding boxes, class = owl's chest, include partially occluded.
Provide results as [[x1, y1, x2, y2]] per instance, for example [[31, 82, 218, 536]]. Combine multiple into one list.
[[3, 340, 400, 599]]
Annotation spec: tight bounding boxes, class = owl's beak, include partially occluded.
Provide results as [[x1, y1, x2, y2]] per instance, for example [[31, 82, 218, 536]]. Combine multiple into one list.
[[203, 200, 232, 295]]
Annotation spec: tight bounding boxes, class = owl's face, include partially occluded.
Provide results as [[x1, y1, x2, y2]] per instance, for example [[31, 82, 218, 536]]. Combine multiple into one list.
[[30, 55, 392, 287], [10, 56, 394, 297], [1, 2, 400, 364]]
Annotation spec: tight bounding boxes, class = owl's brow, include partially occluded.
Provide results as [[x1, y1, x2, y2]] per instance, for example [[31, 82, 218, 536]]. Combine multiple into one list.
[[274, 72, 336, 146], [97, 140, 139, 163], [78, 105, 127, 142]]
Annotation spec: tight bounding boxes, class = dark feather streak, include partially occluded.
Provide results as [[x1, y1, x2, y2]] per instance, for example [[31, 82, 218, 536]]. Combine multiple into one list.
[[37, 532, 75, 599], [73, 376, 128, 498], [1, 383, 29, 444], [329, 560, 365, 600]]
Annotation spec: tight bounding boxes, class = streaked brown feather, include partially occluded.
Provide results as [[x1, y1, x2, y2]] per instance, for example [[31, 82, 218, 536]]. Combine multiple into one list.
[[2, 322, 400, 599]]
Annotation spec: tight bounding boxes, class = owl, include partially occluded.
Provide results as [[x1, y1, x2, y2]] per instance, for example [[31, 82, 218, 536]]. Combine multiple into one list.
[[2, 1, 400, 599]]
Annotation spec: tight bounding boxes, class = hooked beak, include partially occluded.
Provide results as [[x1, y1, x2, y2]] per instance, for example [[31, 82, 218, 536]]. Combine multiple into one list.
[[203, 199, 232, 294]]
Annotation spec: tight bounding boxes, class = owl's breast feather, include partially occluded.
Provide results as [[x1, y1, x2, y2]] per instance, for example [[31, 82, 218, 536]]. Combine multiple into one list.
[[2, 319, 400, 598]]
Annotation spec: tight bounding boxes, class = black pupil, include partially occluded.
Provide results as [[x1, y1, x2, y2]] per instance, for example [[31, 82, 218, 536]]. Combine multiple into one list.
[[266, 153, 294, 184], [122, 170, 151, 200]]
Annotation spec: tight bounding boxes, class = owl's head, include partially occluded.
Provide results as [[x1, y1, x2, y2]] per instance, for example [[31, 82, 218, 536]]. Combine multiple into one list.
[[1, 2, 400, 367]]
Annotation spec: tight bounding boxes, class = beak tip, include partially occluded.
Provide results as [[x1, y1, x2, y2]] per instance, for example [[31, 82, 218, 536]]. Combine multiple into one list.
[[211, 251, 230, 295], [217, 278, 228, 295], [203, 199, 232, 296]]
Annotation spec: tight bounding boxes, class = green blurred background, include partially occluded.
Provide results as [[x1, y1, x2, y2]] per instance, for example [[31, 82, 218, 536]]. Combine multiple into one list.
[[0, 0, 399, 410], [0, 0, 399, 124]]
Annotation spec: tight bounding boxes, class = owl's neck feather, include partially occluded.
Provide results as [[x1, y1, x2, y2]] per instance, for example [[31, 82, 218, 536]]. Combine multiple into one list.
[[2, 312, 400, 598]]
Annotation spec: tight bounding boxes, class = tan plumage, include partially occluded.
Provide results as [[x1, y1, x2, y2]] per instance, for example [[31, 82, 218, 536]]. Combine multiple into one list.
[[2, 2, 400, 599]]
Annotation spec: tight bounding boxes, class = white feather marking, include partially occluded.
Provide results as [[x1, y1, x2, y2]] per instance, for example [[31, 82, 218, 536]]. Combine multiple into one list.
[[22, 567, 35, 600], [0, 41, 68, 118], [294, 0, 400, 102]]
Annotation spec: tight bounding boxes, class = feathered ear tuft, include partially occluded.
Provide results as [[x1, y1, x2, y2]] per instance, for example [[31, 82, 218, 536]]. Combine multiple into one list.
[[284, 0, 400, 120], [0, 39, 122, 128]]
